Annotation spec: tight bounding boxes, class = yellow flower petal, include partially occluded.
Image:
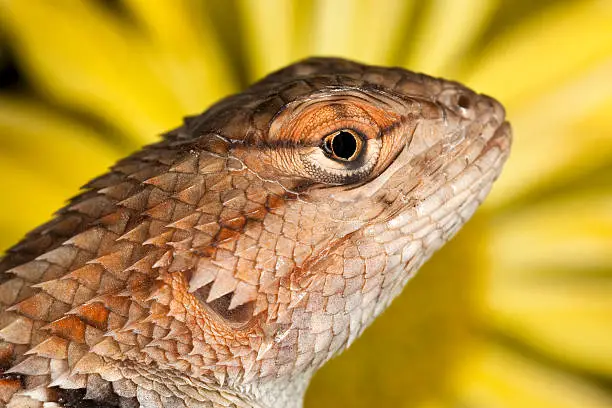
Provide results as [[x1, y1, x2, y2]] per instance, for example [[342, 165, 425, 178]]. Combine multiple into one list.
[[311, 0, 414, 65], [0, 157, 65, 251], [468, 0, 612, 108], [469, 1, 612, 206], [489, 191, 612, 272], [454, 342, 612, 408], [237, 0, 301, 80], [405, 0, 497, 76], [0, 0, 233, 143], [123, 0, 238, 110], [484, 279, 612, 377], [486, 64, 612, 206], [484, 191, 612, 375], [0, 96, 120, 250]]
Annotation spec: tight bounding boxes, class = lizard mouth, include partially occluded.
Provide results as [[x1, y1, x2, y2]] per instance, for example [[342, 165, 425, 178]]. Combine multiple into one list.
[[485, 120, 512, 155], [474, 120, 512, 181], [476, 92, 512, 159]]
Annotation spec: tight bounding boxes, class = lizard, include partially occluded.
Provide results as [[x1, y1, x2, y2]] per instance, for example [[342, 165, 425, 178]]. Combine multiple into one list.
[[0, 57, 511, 408]]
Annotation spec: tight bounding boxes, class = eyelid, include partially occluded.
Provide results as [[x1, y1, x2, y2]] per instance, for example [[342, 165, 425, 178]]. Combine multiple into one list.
[[273, 100, 382, 145], [301, 118, 379, 145]]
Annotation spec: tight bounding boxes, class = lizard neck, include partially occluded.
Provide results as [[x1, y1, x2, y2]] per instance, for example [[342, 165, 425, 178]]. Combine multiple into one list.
[[252, 374, 311, 408], [106, 360, 312, 408]]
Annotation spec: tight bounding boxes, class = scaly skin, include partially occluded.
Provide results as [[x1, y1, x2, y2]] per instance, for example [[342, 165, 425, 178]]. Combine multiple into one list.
[[0, 58, 511, 408]]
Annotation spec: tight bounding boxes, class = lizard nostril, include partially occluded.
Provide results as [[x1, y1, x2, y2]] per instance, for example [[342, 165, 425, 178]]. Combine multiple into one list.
[[457, 94, 471, 110]]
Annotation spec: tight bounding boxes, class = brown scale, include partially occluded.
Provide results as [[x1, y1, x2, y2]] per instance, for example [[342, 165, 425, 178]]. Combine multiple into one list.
[[0, 58, 511, 408]]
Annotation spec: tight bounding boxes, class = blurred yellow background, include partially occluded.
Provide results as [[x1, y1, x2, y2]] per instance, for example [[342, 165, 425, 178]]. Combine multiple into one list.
[[0, 1, 611, 407]]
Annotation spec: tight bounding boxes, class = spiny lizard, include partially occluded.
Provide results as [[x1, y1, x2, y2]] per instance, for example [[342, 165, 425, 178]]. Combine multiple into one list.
[[0, 58, 511, 408]]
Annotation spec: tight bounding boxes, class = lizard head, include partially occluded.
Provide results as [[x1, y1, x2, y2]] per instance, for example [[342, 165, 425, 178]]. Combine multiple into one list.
[[0, 58, 510, 408], [159, 58, 511, 403]]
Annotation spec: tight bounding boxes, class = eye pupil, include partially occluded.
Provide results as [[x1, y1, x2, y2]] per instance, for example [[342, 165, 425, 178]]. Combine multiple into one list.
[[322, 130, 362, 161], [332, 131, 357, 160]]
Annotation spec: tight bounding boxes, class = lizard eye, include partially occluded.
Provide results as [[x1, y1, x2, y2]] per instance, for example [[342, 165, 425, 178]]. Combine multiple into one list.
[[321, 129, 363, 161], [269, 99, 392, 185], [301, 126, 381, 185]]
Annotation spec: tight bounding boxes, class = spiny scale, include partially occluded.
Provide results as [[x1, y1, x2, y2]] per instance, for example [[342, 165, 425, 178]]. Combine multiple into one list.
[[0, 58, 511, 407]]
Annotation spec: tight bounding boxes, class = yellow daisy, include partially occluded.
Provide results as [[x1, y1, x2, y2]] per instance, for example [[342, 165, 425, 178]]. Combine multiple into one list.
[[0, 1, 610, 407]]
